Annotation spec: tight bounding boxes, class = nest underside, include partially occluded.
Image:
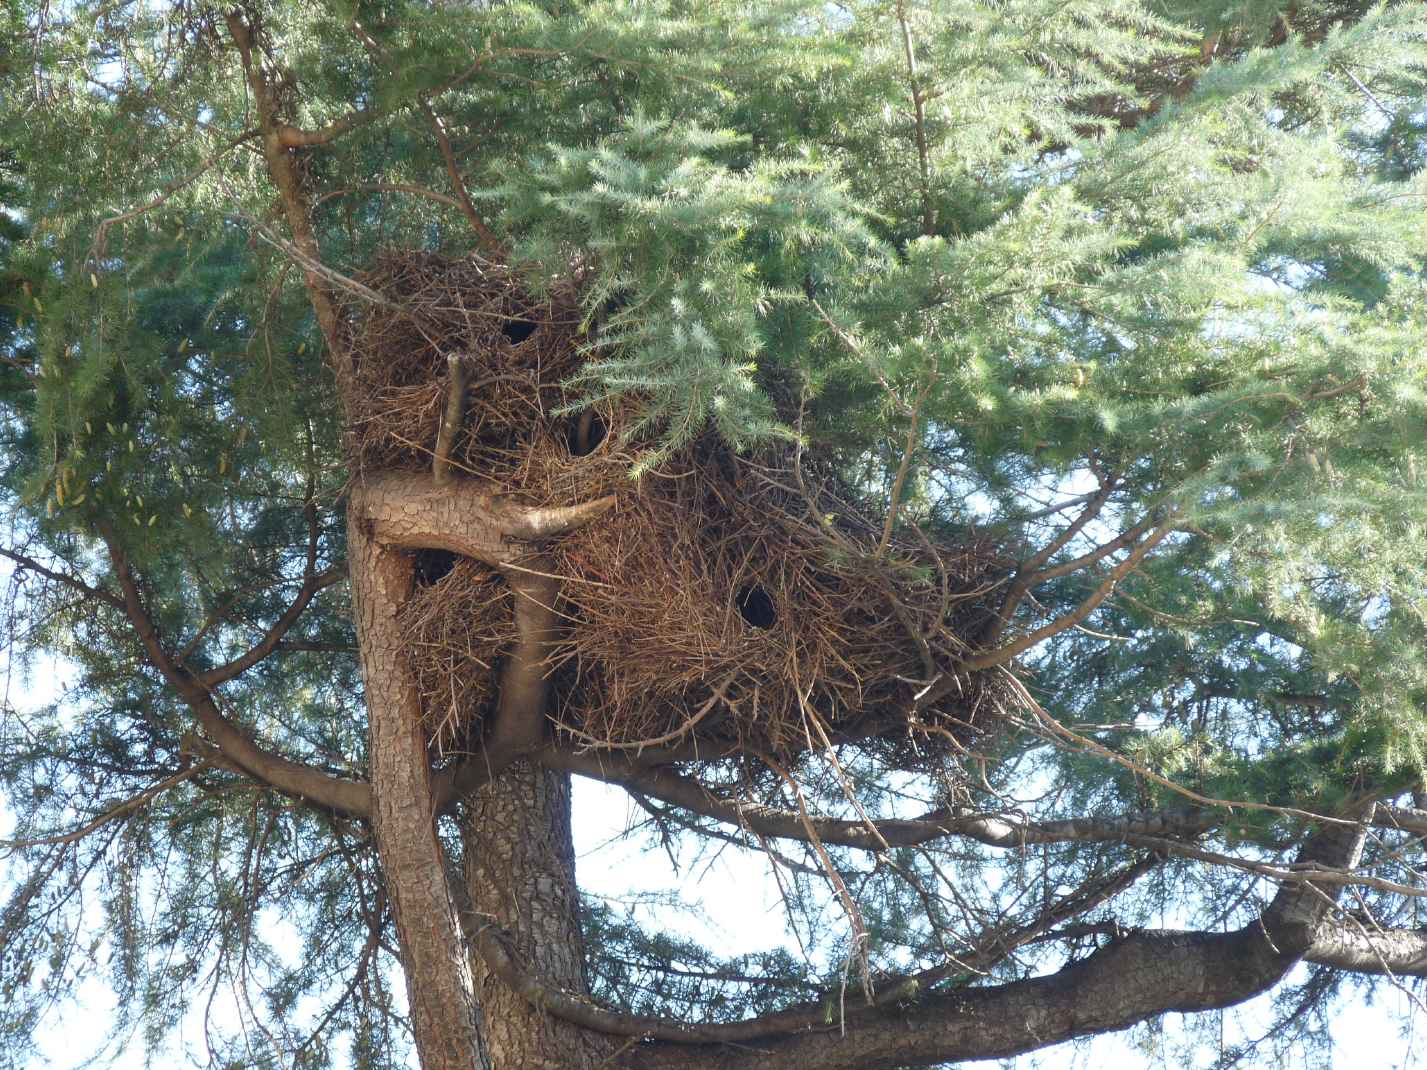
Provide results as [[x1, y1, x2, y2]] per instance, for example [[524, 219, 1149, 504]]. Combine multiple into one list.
[[347, 252, 1017, 764]]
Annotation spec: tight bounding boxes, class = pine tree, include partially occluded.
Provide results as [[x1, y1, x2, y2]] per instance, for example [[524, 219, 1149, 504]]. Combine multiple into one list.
[[2, 2, 1427, 1068]]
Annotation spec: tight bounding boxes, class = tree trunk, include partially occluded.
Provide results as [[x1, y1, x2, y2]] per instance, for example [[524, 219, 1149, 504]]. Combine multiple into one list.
[[459, 762, 617, 1069], [349, 512, 491, 1070]]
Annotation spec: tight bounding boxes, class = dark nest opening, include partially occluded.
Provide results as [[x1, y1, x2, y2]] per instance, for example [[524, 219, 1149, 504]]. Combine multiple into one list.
[[345, 252, 1017, 762]]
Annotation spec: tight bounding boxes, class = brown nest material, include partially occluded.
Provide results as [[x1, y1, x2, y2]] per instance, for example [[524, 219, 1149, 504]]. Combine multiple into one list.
[[347, 252, 1016, 760]]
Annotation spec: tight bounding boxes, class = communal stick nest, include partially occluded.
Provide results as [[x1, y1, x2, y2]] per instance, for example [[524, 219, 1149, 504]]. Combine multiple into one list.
[[344, 251, 1016, 769]]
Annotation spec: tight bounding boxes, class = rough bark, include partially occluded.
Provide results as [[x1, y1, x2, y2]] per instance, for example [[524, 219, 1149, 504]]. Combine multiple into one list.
[[347, 470, 614, 1069], [1306, 922, 1427, 976], [459, 763, 618, 1069], [348, 511, 490, 1070]]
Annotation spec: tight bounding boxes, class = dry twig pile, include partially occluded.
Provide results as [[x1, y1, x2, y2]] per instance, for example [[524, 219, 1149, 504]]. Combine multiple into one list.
[[345, 253, 1014, 761]]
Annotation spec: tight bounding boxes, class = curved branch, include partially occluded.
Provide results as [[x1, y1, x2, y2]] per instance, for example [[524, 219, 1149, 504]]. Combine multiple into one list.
[[0, 544, 124, 609], [963, 511, 1177, 671], [539, 745, 1220, 851], [0, 763, 208, 850], [195, 565, 345, 688], [350, 470, 616, 564], [987, 478, 1117, 641], [622, 818, 1368, 1070], [102, 529, 370, 817]]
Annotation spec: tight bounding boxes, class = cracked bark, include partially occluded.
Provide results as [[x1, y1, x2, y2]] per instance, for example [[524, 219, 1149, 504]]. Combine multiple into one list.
[[348, 471, 613, 1069], [460, 764, 618, 1069], [349, 512, 490, 1070]]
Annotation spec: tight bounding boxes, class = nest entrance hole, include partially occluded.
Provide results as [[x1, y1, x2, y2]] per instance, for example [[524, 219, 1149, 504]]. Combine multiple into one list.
[[567, 409, 608, 457], [735, 584, 777, 629], [414, 549, 460, 587], [502, 318, 537, 345]]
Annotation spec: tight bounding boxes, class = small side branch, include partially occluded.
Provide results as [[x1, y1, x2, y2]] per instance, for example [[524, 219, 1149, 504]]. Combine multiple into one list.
[[0, 763, 208, 851], [963, 510, 1176, 670], [0, 544, 124, 609], [196, 565, 346, 688], [984, 479, 1116, 644], [433, 353, 469, 486], [420, 101, 505, 258], [539, 746, 1220, 852]]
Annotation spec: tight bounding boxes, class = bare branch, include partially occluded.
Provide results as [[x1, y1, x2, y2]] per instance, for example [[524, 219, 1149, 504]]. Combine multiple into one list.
[[88, 129, 259, 264], [101, 526, 371, 816], [963, 511, 1176, 670], [195, 565, 345, 688], [539, 745, 1221, 851], [313, 183, 464, 211], [0, 544, 124, 610], [0, 763, 208, 851], [432, 353, 470, 486], [420, 101, 505, 257], [983, 479, 1116, 645]]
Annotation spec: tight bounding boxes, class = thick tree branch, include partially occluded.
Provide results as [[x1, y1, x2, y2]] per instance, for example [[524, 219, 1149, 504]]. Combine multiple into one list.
[[350, 470, 616, 565], [623, 817, 1368, 1069], [1306, 923, 1427, 977], [482, 556, 561, 770], [273, 108, 379, 149], [102, 528, 370, 817]]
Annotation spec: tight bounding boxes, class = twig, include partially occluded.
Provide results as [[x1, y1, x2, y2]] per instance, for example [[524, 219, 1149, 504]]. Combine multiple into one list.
[[0, 763, 208, 850], [240, 214, 395, 308], [564, 676, 734, 753], [877, 367, 934, 558], [433, 353, 469, 485], [420, 100, 505, 258], [88, 130, 259, 265]]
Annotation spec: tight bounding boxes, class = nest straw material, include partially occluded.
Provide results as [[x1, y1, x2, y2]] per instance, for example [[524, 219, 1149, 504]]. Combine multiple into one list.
[[346, 252, 1015, 759]]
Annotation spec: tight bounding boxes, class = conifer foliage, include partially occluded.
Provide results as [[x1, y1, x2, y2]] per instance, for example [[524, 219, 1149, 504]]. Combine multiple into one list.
[[2, 2, 1427, 1068]]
